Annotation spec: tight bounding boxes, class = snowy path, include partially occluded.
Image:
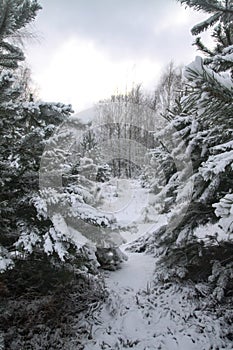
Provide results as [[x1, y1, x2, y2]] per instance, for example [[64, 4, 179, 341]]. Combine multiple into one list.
[[81, 181, 231, 350], [105, 248, 154, 291], [82, 247, 230, 350], [83, 248, 157, 350]]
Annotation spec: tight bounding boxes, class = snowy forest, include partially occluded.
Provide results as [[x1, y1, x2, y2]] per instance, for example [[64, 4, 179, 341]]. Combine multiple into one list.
[[0, 0, 233, 349]]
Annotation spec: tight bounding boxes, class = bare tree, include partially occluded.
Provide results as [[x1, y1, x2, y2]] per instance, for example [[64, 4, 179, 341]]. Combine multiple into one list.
[[156, 61, 184, 118]]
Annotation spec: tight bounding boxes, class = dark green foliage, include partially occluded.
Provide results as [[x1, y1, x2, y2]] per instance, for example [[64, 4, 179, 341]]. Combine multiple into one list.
[[0, 0, 109, 267], [0, 0, 41, 38], [0, 0, 41, 70], [140, 0, 233, 297], [96, 163, 111, 182], [178, 0, 233, 66], [178, 1, 233, 20], [0, 259, 107, 349], [0, 2, 115, 349]]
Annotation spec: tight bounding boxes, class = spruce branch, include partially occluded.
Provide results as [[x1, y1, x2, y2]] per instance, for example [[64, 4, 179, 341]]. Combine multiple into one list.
[[194, 37, 215, 56], [178, 0, 233, 15], [191, 12, 222, 35]]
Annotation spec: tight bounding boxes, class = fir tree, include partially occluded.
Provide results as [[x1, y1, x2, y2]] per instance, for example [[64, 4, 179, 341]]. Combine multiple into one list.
[[0, 0, 112, 272], [0, 0, 41, 69], [139, 0, 233, 296]]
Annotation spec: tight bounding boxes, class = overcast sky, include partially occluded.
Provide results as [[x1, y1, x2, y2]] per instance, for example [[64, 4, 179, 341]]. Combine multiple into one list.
[[25, 0, 210, 112]]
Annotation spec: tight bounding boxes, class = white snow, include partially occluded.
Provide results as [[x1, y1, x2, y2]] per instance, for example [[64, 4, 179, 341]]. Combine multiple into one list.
[[200, 150, 233, 181], [82, 243, 230, 349], [78, 180, 232, 349], [106, 245, 155, 291], [82, 246, 158, 350], [71, 107, 96, 124], [96, 179, 161, 229]]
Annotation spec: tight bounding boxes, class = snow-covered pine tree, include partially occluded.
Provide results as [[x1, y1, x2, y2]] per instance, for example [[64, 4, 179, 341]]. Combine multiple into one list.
[[139, 0, 233, 293], [0, 2, 120, 348], [0, 0, 41, 272], [0, 69, 86, 271], [178, 0, 233, 37], [0, 0, 113, 274], [0, 0, 41, 69]]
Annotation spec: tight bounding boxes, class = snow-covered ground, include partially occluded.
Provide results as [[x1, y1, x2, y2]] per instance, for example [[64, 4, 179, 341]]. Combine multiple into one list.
[[82, 252, 232, 349], [96, 179, 150, 226], [80, 180, 233, 350], [82, 249, 156, 350], [96, 178, 167, 238]]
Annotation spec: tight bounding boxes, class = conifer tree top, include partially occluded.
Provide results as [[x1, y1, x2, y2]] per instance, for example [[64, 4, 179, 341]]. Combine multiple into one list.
[[178, 0, 233, 35], [178, 0, 233, 14], [0, 0, 41, 39], [0, 0, 42, 39], [0, 0, 42, 69]]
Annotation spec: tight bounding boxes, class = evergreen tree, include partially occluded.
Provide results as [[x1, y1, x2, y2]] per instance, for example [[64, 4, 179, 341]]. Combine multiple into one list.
[[0, 0, 113, 272], [138, 0, 233, 297], [0, 0, 41, 69]]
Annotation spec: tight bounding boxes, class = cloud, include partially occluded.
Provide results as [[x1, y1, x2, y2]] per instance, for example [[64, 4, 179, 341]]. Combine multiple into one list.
[[33, 37, 161, 111], [26, 1, 211, 109], [32, 0, 207, 60]]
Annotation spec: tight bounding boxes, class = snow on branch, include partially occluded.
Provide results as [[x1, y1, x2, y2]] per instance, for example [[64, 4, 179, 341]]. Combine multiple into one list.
[[0, 246, 14, 273], [184, 56, 233, 110], [199, 150, 233, 181], [213, 193, 233, 234], [191, 12, 221, 35], [178, 0, 233, 15]]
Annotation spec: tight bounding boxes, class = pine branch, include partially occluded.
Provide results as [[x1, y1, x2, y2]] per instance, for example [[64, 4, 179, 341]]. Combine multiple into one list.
[[213, 24, 229, 47], [225, 25, 233, 45], [193, 37, 214, 56], [184, 56, 233, 125], [178, 0, 233, 15], [0, 0, 41, 39], [191, 12, 222, 35], [0, 0, 11, 39], [13, 0, 42, 32], [0, 41, 24, 69]]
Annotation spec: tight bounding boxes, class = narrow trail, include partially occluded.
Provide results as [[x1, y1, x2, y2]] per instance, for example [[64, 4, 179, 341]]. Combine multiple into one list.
[[82, 246, 228, 350], [82, 181, 163, 349], [105, 248, 155, 291], [83, 248, 156, 350], [81, 181, 231, 350]]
